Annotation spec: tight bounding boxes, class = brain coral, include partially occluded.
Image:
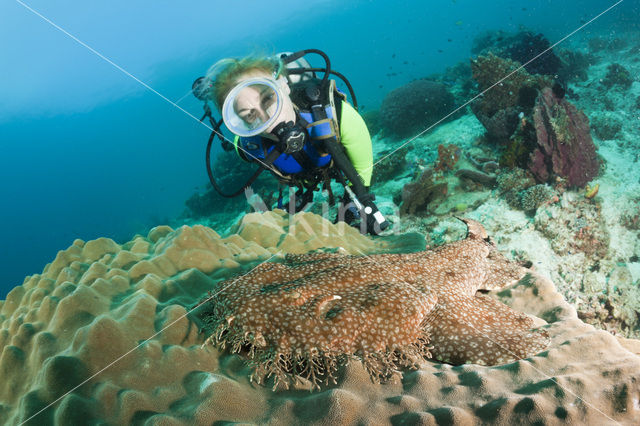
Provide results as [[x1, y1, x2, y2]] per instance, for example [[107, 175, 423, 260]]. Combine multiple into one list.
[[0, 210, 374, 424], [379, 79, 455, 138], [1, 210, 640, 425]]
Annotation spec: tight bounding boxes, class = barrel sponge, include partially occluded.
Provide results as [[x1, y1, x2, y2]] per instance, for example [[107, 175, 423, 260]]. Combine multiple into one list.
[[379, 79, 456, 138]]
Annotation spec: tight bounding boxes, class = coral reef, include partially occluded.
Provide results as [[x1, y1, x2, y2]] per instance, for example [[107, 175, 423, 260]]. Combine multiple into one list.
[[556, 47, 597, 82], [5, 22, 640, 425], [601, 63, 634, 89], [496, 167, 538, 209], [584, 183, 600, 199], [1, 211, 640, 424], [470, 53, 546, 144], [587, 36, 608, 52], [520, 184, 556, 212], [184, 150, 275, 219], [497, 109, 538, 169], [199, 219, 548, 390], [585, 266, 640, 336], [527, 190, 640, 339], [400, 168, 448, 216], [434, 143, 461, 172], [530, 87, 600, 187], [361, 109, 382, 136], [371, 146, 409, 185], [467, 50, 600, 188], [535, 197, 609, 262], [441, 61, 475, 106], [504, 32, 562, 76], [466, 153, 500, 175], [455, 169, 496, 188], [590, 111, 623, 140], [621, 212, 640, 231], [496, 167, 537, 193], [471, 30, 563, 76], [185, 190, 221, 218], [379, 80, 455, 138], [494, 171, 557, 212], [0, 211, 373, 425], [456, 153, 499, 189]]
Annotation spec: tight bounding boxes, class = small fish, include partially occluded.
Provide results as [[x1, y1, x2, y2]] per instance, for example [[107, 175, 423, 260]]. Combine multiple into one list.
[[455, 20, 463, 26]]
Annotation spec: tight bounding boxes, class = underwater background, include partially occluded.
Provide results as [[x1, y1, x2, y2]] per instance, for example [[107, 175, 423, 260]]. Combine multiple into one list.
[[4, 1, 640, 424], [1, 0, 635, 298]]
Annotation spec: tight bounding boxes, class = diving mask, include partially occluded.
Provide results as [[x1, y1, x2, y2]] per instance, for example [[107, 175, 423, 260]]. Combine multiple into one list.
[[222, 77, 287, 137]]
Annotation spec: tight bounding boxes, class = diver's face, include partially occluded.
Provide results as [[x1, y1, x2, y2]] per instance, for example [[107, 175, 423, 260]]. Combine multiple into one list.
[[233, 82, 277, 129], [232, 70, 296, 134]]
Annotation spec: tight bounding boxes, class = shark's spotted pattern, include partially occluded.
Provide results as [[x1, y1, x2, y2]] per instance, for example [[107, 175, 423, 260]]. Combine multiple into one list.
[[201, 219, 549, 389]]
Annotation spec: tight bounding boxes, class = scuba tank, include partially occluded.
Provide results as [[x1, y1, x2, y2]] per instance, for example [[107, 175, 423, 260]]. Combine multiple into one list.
[[276, 51, 316, 84]]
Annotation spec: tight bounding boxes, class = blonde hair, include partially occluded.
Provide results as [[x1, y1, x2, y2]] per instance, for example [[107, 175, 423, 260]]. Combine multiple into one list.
[[206, 55, 284, 110]]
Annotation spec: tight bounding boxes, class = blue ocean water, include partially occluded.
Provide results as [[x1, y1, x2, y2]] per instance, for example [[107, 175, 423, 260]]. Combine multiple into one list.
[[0, 0, 635, 298]]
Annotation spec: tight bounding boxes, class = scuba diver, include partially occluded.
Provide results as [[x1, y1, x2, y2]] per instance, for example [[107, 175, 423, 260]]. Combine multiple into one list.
[[191, 49, 389, 235]]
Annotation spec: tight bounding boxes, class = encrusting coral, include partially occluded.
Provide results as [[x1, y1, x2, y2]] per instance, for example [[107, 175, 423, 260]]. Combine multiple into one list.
[[198, 219, 550, 390]]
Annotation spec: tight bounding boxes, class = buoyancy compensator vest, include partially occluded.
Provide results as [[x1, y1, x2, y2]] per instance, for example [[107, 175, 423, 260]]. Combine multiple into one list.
[[192, 48, 389, 234]]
